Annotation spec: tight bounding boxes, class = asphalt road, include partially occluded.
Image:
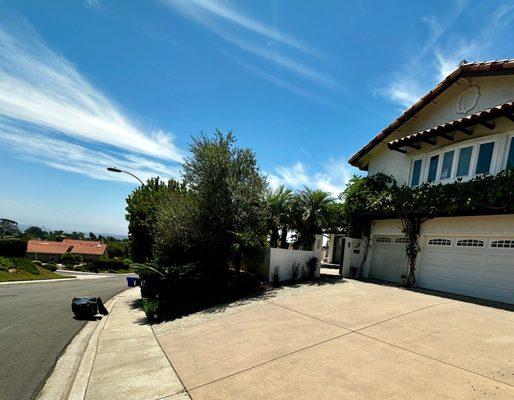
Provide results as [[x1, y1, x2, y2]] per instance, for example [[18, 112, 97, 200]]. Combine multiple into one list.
[[0, 274, 131, 400]]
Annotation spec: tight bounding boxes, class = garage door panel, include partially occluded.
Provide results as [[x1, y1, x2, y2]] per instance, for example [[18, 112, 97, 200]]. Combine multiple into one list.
[[370, 237, 406, 283], [419, 236, 514, 304]]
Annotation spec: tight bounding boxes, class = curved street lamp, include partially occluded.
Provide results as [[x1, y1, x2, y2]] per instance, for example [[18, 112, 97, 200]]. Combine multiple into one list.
[[107, 167, 144, 185]]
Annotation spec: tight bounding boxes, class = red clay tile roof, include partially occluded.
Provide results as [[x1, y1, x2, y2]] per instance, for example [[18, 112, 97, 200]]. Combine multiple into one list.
[[62, 239, 107, 256], [27, 239, 107, 256], [27, 240, 71, 255], [349, 59, 514, 168], [388, 102, 514, 150]]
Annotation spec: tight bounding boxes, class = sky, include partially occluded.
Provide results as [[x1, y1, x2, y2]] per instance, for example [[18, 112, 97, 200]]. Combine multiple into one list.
[[1, 0, 514, 235]]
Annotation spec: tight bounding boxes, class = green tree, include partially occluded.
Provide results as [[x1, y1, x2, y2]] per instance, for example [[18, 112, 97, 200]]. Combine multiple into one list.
[[292, 188, 334, 250], [0, 218, 20, 237], [24, 226, 47, 238], [265, 186, 293, 248], [183, 130, 267, 274], [125, 178, 180, 263], [154, 183, 198, 267]]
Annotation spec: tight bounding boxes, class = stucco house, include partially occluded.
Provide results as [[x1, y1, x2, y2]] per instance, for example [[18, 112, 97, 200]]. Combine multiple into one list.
[[348, 59, 514, 304]]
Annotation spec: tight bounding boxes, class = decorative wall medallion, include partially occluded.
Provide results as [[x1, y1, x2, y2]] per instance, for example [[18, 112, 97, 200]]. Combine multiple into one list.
[[456, 85, 480, 114]]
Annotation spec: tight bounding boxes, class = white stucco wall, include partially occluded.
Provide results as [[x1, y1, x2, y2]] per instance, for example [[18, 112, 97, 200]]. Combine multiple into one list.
[[420, 214, 514, 236], [268, 247, 320, 282]]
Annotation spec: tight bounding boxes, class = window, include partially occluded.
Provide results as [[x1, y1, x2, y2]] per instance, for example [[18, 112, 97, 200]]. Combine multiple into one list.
[[475, 142, 494, 174], [410, 159, 422, 186], [395, 237, 408, 243], [507, 137, 514, 169], [440, 150, 454, 180], [491, 240, 514, 248], [456, 239, 484, 247], [375, 237, 391, 243], [428, 238, 452, 246], [456, 146, 473, 177], [427, 154, 439, 182]]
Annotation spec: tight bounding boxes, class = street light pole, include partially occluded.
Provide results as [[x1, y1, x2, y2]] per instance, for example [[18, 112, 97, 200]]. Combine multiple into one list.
[[107, 167, 144, 185]]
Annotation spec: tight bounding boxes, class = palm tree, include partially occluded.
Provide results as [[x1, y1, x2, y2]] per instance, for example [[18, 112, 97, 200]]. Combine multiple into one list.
[[265, 186, 294, 248], [293, 187, 334, 250]]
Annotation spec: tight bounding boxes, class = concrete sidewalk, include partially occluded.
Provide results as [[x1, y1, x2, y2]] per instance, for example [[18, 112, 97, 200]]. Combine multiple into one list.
[[39, 288, 189, 400]]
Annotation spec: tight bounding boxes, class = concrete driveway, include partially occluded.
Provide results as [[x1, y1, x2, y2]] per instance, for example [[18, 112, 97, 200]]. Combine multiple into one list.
[[157, 279, 514, 399]]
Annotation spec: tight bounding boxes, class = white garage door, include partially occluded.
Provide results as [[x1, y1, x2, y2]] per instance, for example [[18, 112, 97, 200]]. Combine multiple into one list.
[[370, 236, 407, 283], [418, 236, 514, 304]]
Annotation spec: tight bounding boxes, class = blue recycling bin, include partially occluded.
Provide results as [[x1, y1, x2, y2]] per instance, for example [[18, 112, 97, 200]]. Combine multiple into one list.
[[126, 277, 137, 287]]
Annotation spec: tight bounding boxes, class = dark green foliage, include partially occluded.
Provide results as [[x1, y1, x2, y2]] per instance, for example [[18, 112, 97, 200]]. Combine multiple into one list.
[[265, 186, 294, 248], [24, 226, 46, 237], [306, 257, 318, 280], [125, 178, 182, 263], [153, 184, 198, 268], [182, 131, 268, 273], [342, 169, 514, 225], [0, 239, 27, 257], [32, 260, 43, 267], [290, 261, 300, 280], [92, 258, 126, 271], [291, 188, 334, 250], [106, 241, 128, 259], [0, 218, 20, 237], [59, 252, 83, 266], [44, 262, 58, 272]]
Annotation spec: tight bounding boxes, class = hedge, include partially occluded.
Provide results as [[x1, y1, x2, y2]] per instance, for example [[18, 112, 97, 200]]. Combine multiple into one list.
[[0, 239, 27, 257], [92, 258, 126, 271]]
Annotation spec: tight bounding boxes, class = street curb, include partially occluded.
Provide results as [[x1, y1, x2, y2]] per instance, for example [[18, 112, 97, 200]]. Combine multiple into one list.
[[36, 290, 127, 400]]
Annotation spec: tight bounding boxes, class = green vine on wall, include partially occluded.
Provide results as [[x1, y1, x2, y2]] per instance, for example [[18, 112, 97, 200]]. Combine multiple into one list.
[[341, 169, 514, 286]]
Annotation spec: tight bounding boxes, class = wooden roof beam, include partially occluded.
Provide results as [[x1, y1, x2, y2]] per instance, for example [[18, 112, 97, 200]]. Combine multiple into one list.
[[479, 119, 495, 130], [391, 147, 407, 154], [458, 127, 473, 135], [405, 143, 421, 150], [422, 137, 437, 145]]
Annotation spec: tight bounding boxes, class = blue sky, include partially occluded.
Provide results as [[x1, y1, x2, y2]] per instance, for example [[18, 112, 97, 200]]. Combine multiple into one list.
[[1, 0, 514, 234]]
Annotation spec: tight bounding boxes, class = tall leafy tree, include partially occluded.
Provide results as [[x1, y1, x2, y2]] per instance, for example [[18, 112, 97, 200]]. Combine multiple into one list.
[[125, 178, 180, 263], [183, 130, 267, 274], [265, 186, 293, 248]]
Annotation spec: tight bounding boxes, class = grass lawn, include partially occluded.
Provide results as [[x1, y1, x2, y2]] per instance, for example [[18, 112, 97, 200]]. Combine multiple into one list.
[[0, 257, 73, 282]]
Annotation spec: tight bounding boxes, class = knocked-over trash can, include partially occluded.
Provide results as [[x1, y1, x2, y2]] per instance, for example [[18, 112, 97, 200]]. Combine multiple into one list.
[[71, 297, 108, 319], [127, 277, 137, 287]]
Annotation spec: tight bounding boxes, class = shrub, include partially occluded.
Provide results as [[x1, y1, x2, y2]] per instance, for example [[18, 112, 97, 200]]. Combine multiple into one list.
[[92, 258, 126, 271], [32, 260, 43, 267], [271, 266, 280, 286], [0, 239, 27, 257], [306, 257, 318, 280], [0, 256, 14, 271], [142, 298, 160, 321], [44, 262, 58, 272], [290, 261, 300, 280], [60, 252, 83, 266]]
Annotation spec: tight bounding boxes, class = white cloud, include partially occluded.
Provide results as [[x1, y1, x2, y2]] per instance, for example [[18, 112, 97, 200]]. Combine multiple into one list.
[[267, 159, 358, 197], [0, 118, 181, 183], [162, 0, 339, 106], [165, 0, 318, 56], [0, 19, 183, 164]]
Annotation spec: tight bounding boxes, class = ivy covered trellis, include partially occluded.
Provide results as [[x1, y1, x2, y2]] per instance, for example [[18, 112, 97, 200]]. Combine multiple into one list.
[[340, 169, 514, 287]]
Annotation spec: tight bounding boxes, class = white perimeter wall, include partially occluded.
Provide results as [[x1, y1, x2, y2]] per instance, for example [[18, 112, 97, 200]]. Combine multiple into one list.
[[268, 247, 321, 282]]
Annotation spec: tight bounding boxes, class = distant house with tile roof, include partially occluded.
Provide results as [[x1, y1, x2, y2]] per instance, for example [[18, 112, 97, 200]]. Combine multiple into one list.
[[27, 239, 107, 261]]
